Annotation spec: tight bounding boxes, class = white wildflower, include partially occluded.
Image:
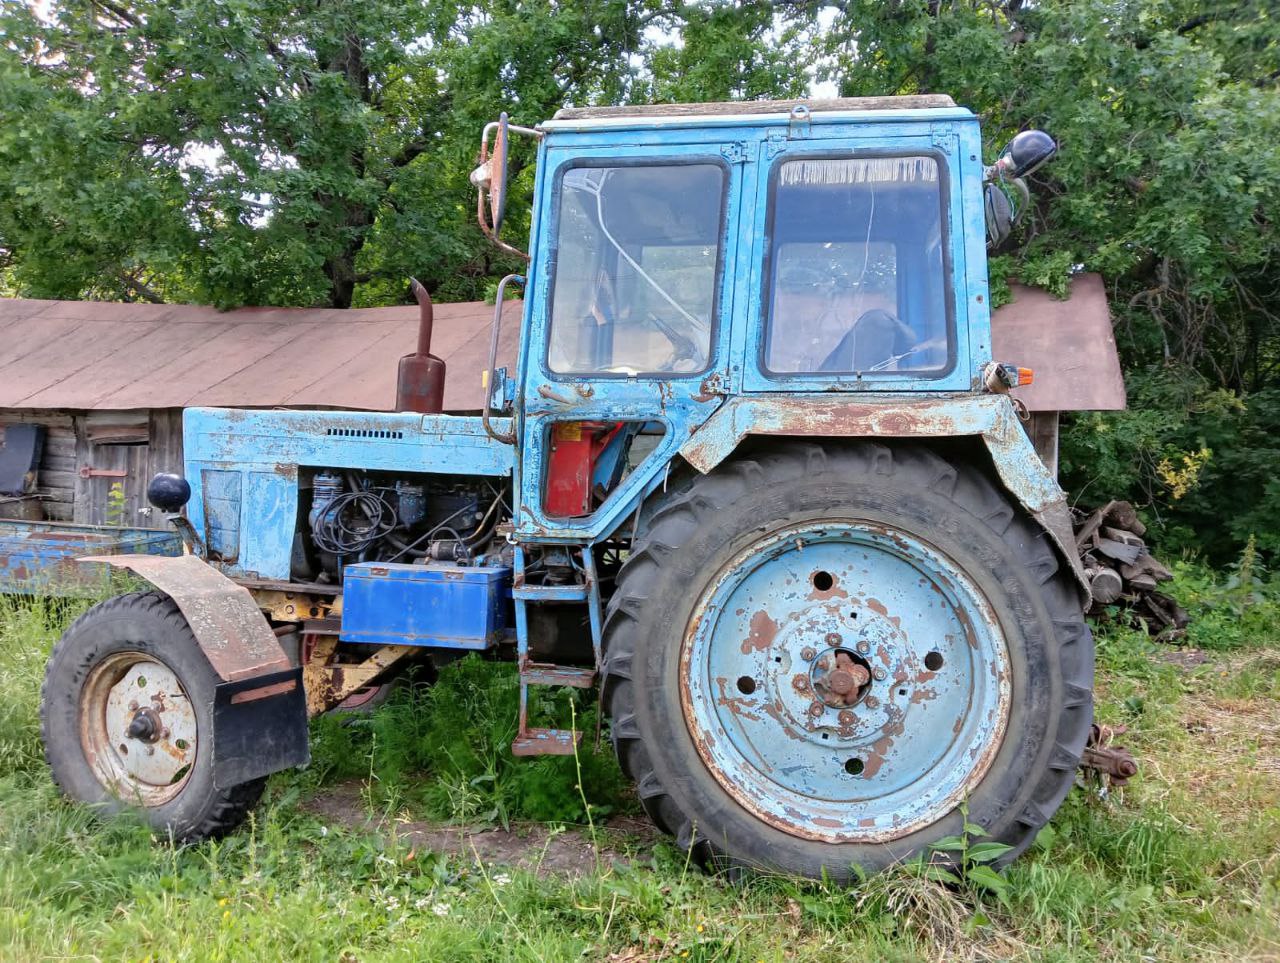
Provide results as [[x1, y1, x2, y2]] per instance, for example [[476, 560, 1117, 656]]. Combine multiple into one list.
[[431, 902, 451, 917], [493, 873, 511, 887]]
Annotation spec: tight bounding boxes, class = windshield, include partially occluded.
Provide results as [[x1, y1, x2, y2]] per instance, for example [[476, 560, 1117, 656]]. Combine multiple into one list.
[[763, 155, 951, 375], [547, 163, 725, 376]]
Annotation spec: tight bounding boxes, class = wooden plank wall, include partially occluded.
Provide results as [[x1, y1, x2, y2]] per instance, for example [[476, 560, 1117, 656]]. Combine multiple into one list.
[[0, 408, 184, 527]]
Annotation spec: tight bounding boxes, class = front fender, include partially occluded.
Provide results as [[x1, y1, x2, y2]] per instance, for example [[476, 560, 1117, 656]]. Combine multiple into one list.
[[78, 553, 292, 682], [678, 394, 1090, 603]]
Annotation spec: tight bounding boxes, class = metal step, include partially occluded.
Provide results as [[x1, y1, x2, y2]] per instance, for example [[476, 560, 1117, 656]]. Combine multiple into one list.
[[512, 727, 583, 756], [520, 662, 596, 688], [512, 582, 588, 602]]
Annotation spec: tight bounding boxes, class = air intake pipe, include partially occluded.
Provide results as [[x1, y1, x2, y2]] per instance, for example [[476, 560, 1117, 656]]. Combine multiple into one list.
[[396, 278, 446, 413]]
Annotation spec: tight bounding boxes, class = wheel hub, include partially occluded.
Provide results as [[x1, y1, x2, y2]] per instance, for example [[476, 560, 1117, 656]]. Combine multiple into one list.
[[80, 653, 197, 805], [681, 521, 1011, 843]]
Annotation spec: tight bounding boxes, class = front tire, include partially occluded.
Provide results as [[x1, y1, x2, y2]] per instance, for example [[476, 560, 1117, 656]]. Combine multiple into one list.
[[601, 442, 1092, 880], [41, 592, 264, 841]]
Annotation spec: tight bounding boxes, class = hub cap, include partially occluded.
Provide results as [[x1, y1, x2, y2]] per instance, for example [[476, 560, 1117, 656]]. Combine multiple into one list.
[[80, 652, 197, 806], [679, 521, 1010, 843]]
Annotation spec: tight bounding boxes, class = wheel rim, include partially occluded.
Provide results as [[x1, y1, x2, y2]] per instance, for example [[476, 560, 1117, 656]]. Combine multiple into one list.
[[679, 520, 1011, 843], [80, 651, 197, 806]]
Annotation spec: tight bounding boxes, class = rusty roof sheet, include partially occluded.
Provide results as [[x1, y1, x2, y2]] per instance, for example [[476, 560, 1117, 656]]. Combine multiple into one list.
[[0, 297, 522, 412], [991, 273, 1126, 412]]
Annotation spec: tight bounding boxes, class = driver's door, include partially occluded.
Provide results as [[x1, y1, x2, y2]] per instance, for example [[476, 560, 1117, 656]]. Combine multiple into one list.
[[514, 140, 747, 541]]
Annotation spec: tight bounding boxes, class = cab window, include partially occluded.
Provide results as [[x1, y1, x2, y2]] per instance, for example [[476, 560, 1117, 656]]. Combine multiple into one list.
[[547, 163, 725, 376], [762, 155, 951, 375]]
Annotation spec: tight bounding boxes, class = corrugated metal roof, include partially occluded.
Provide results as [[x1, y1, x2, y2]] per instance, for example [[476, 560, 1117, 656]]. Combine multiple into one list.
[[0, 273, 1122, 414], [0, 297, 522, 412]]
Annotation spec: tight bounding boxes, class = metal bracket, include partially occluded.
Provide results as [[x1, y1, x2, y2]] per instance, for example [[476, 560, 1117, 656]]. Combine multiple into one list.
[[788, 104, 812, 140], [930, 123, 957, 151], [720, 142, 748, 164], [764, 132, 787, 160]]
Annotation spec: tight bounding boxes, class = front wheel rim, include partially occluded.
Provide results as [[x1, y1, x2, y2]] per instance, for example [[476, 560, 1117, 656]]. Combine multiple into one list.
[[80, 651, 198, 806], [679, 520, 1011, 843]]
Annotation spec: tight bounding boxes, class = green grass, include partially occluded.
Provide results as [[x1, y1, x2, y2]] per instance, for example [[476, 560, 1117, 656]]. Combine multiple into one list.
[[1, 567, 1278, 962]]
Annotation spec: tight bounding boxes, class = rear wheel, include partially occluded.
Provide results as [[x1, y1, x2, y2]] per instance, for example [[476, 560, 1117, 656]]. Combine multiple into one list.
[[601, 442, 1092, 879], [41, 592, 264, 841]]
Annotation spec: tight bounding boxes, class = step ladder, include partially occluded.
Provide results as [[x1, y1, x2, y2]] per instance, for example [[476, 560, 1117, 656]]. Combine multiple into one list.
[[510, 546, 603, 756]]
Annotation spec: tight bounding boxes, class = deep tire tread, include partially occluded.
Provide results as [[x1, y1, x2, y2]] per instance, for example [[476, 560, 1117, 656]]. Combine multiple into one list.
[[41, 591, 266, 843], [600, 441, 1093, 878]]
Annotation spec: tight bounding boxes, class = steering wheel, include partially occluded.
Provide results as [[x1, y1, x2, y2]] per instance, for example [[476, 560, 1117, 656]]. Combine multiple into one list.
[[645, 312, 703, 371], [818, 310, 920, 373]]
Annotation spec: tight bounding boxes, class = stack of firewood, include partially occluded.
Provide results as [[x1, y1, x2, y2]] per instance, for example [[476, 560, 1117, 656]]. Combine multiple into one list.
[[1075, 500, 1189, 639]]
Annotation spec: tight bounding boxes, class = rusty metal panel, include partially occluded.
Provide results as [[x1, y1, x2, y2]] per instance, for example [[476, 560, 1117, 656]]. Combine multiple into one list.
[[990, 274, 1126, 412], [80, 554, 291, 682], [0, 297, 522, 413], [678, 394, 1091, 601]]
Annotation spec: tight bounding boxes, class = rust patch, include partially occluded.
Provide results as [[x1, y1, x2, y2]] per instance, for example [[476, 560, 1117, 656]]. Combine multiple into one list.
[[741, 610, 779, 653]]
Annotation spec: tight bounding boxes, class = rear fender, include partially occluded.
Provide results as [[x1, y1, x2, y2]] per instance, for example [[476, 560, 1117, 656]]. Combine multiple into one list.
[[677, 394, 1090, 603], [77, 553, 308, 787]]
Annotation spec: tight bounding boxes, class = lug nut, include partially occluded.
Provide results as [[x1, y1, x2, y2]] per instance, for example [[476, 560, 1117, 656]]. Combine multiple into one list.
[[865, 696, 880, 709], [856, 641, 870, 655], [808, 701, 824, 717], [800, 647, 816, 661], [873, 668, 887, 681], [825, 632, 840, 646], [838, 710, 855, 726]]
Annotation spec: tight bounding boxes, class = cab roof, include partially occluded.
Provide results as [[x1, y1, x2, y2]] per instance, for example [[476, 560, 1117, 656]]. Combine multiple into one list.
[[552, 96, 956, 121]]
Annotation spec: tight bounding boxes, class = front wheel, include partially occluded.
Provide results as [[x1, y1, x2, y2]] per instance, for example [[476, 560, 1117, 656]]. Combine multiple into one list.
[[601, 442, 1093, 880], [41, 592, 264, 841]]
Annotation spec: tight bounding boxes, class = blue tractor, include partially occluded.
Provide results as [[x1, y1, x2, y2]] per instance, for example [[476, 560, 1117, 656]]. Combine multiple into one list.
[[40, 96, 1098, 879]]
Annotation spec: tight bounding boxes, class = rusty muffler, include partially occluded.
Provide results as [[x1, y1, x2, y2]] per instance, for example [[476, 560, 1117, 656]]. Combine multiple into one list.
[[397, 278, 446, 414]]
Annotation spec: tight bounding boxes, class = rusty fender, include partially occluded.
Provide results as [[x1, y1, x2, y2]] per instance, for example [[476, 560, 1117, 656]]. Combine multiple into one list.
[[78, 554, 293, 685], [78, 554, 309, 786], [677, 393, 1091, 603]]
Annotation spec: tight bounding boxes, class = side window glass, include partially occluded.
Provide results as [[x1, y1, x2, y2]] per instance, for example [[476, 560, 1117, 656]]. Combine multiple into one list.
[[547, 164, 725, 376], [763, 156, 951, 375]]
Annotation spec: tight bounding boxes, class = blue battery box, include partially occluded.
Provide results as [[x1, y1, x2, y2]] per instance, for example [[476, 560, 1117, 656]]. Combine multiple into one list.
[[339, 561, 511, 649]]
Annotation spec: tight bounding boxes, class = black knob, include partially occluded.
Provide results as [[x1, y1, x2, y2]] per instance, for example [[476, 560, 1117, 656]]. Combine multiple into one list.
[[147, 472, 191, 513]]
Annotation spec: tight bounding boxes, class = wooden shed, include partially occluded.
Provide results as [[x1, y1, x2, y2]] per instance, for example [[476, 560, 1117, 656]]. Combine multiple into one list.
[[0, 296, 520, 528]]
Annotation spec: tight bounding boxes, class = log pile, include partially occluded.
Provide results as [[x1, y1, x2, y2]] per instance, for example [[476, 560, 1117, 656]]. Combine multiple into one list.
[[1075, 500, 1189, 639]]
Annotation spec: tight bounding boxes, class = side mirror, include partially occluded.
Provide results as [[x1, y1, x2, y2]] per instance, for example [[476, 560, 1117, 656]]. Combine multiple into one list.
[[473, 112, 511, 235], [469, 112, 541, 261], [984, 183, 1014, 248], [995, 129, 1057, 180]]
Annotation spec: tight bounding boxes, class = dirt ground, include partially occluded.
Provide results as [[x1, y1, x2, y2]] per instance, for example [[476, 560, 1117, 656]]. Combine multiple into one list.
[[305, 782, 659, 877]]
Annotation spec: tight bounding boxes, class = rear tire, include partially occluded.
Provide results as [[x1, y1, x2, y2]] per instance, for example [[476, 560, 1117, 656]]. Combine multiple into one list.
[[41, 592, 264, 842], [600, 442, 1092, 880]]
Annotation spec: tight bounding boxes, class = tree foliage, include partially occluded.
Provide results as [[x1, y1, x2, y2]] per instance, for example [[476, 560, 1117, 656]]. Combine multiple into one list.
[[1, 0, 1278, 557]]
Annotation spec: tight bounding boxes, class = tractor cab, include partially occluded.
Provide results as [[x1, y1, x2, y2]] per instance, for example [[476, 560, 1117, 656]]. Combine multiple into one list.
[[471, 97, 1052, 541]]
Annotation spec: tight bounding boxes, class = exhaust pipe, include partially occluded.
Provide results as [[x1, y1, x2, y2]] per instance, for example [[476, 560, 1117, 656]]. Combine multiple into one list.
[[396, 278, 447, 414]]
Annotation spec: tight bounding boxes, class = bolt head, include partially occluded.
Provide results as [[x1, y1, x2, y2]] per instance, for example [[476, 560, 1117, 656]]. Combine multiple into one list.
[[808, 701, 824, 716], [838, 710, 855, 725], [800, 647, 816, 661], [825, 632, 840, 646], [873, 668, 888, 681], [865, 696, 880, 709], [856, 641, 871, 655]]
